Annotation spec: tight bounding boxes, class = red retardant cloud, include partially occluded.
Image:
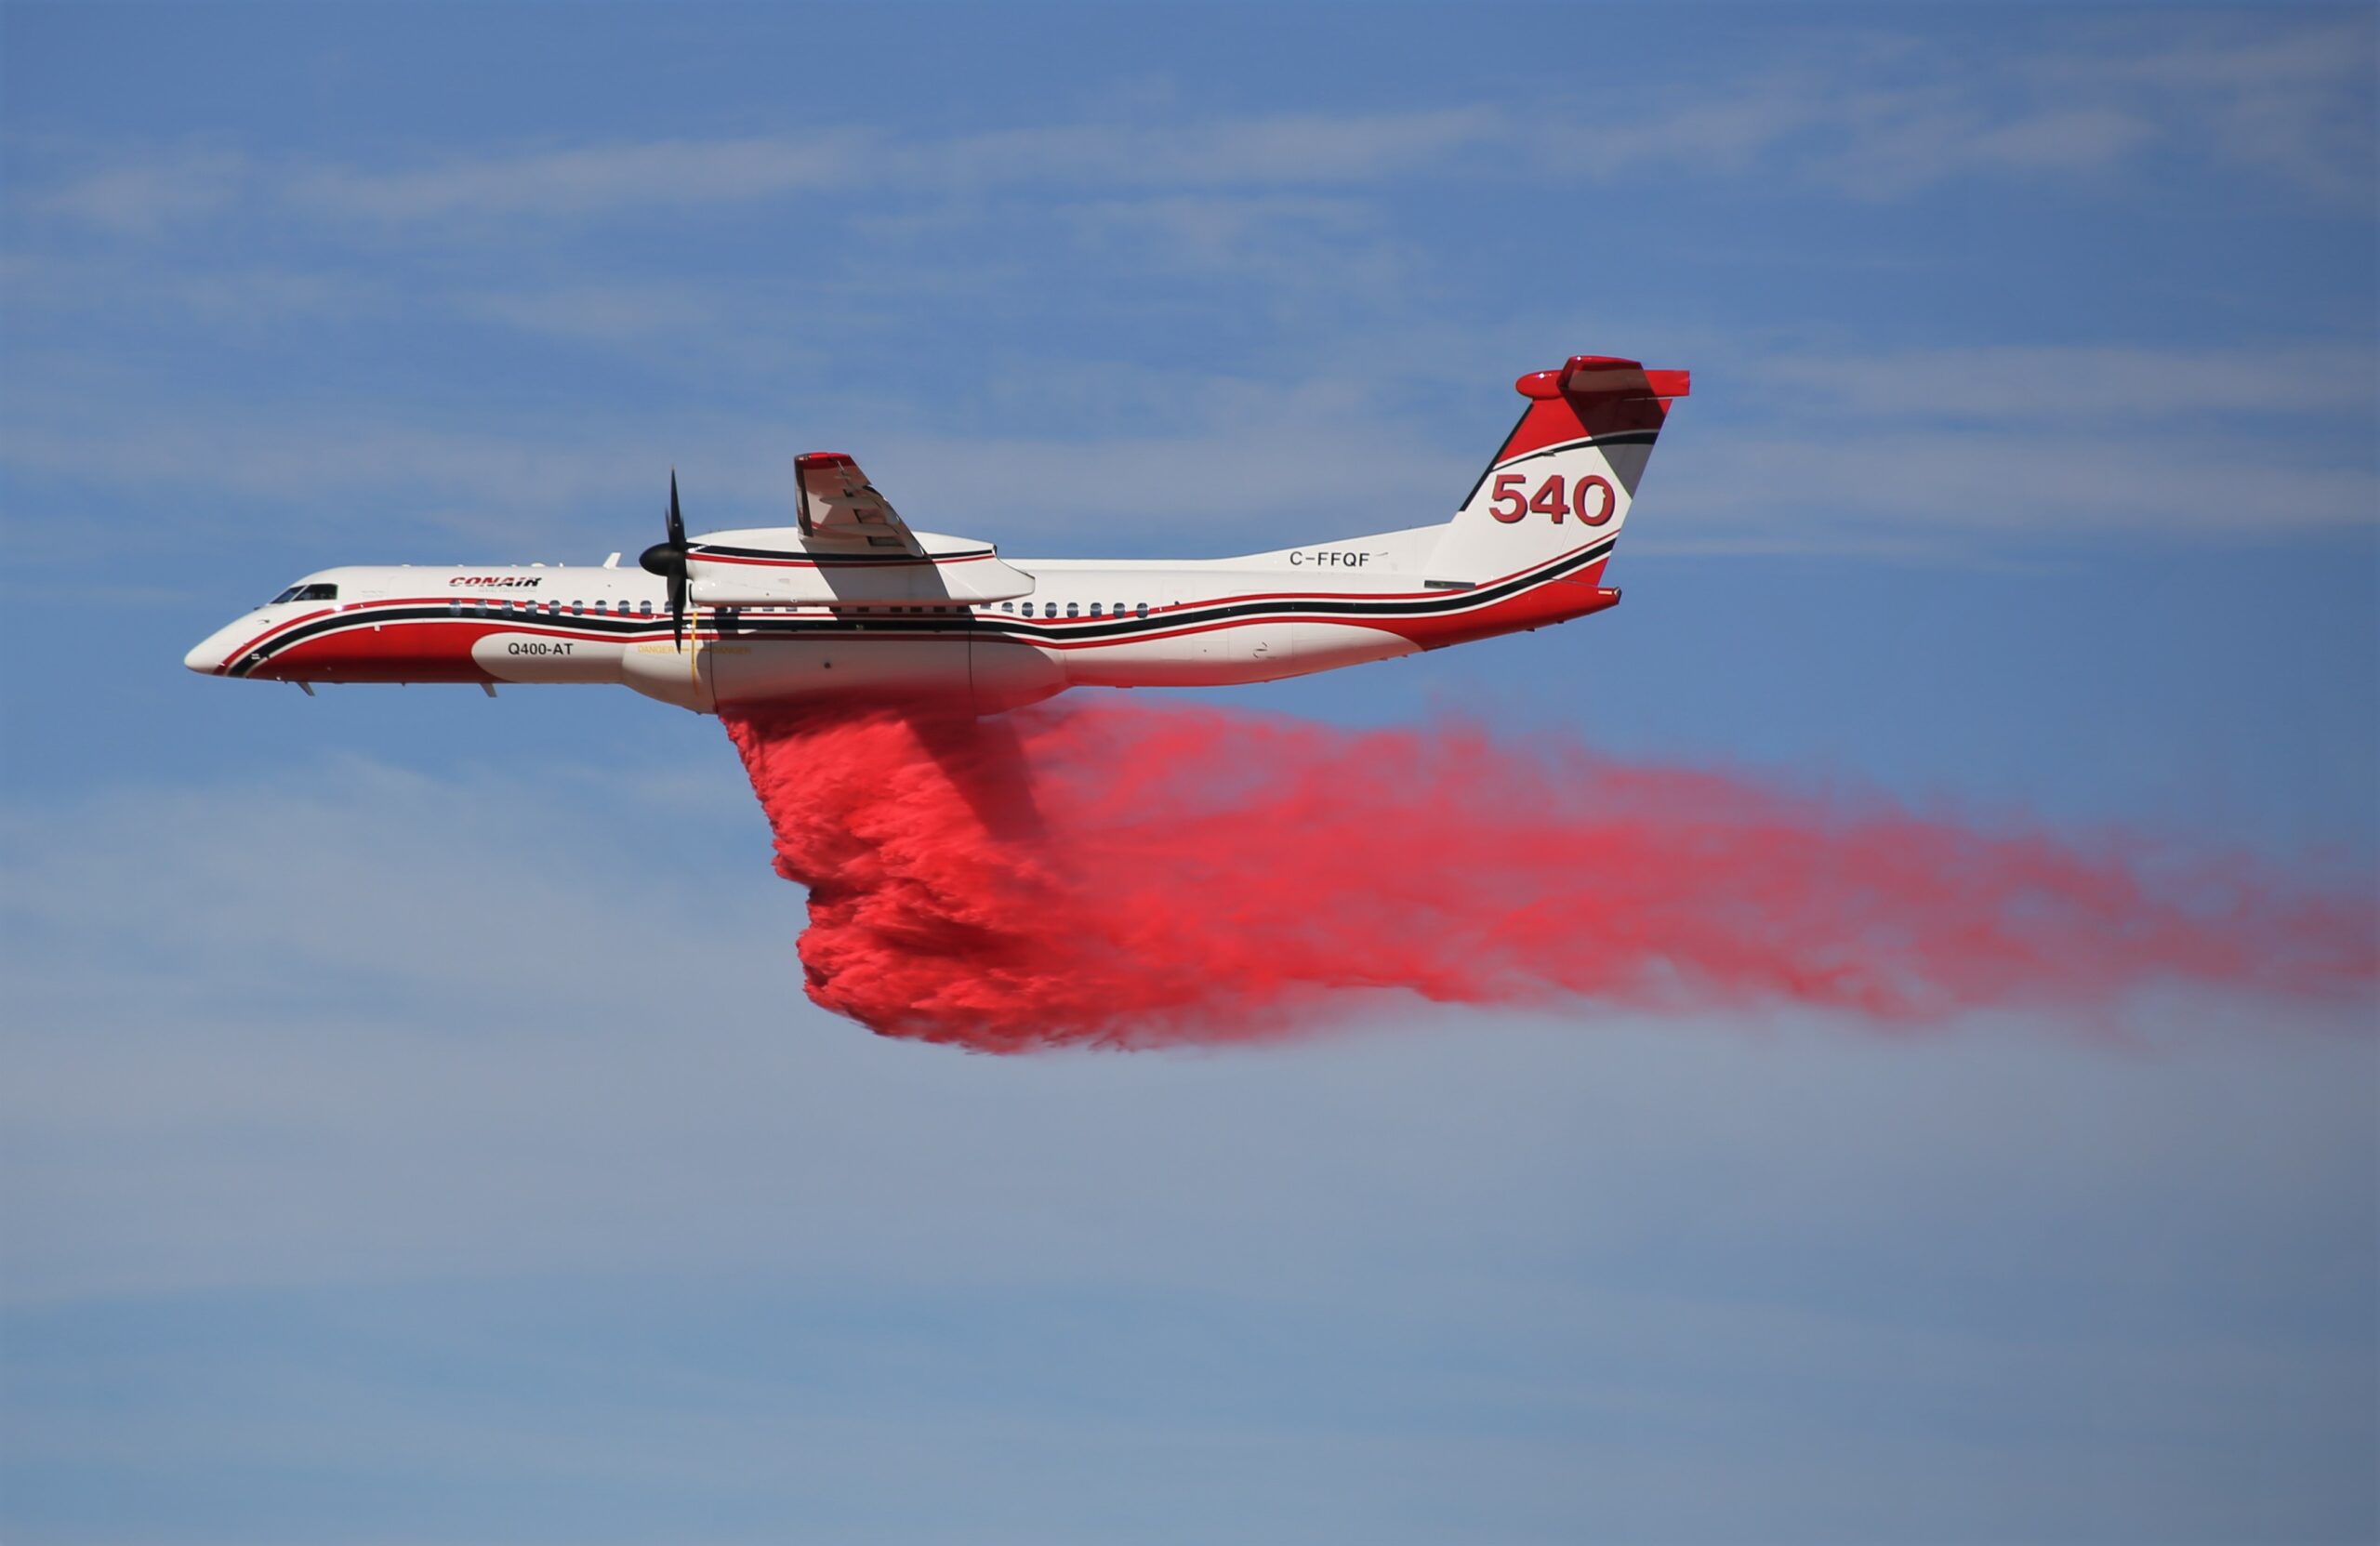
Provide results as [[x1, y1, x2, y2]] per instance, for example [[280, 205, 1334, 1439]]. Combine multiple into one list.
[[722, 703, 2375, 1051]]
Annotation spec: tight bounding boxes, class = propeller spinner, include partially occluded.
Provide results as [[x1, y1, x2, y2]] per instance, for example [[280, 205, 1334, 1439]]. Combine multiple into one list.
[[638, 469, 692, 650]]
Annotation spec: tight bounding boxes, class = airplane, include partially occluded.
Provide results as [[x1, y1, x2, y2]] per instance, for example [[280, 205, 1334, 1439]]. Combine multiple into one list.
[[184, 354, 1688, 715]]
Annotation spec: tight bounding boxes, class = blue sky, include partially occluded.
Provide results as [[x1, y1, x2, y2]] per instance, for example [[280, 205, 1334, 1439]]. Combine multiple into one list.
[[2, 5, 2373, 1541]]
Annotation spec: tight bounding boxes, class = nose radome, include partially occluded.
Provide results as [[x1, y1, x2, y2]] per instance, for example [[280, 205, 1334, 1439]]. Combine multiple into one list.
[[185, 622, 241, 674]]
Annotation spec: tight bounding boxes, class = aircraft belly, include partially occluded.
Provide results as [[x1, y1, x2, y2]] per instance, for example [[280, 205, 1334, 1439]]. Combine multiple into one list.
[[709, 635, 973, 709], [971, 640, 1067, 714], [1062, 635, 1237, 687], [1289, 621, 1417, 674], [1063, 620, 1409, 688], [619, 639, 715, 711]]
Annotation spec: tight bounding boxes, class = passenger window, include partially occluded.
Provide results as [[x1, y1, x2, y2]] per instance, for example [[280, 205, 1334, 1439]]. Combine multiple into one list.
[[1089, 602, 1104, 617], [1000, 602, 1013, 614], [1066, 602, 1079, 618], [479, 601, 494, 616], [1136, 602, 1149, 618]]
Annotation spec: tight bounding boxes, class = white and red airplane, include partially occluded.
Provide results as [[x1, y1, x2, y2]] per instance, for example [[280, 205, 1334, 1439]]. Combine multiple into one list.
[[185, 354, 1688, 713]]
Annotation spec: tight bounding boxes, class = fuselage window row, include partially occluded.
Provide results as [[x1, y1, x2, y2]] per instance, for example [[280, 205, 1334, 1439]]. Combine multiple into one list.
[[997, 601, 1152, 619], [444, 599, 661, 618], [437, 597, 1157, 624]]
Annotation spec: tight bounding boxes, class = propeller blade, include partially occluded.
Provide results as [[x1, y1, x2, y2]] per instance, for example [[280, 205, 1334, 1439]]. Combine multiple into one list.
[[633, 469, 693, 652]]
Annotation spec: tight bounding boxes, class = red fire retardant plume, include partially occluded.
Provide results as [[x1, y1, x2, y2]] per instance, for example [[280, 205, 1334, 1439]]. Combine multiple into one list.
[[723, 703, 2375, 1051]]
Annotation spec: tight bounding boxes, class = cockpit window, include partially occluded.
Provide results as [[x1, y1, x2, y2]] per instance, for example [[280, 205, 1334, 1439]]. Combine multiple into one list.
[[270, 582, 337, 604]]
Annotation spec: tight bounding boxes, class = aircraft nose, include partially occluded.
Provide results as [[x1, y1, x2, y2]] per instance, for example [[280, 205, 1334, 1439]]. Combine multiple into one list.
[[184, 621, 241, 674]]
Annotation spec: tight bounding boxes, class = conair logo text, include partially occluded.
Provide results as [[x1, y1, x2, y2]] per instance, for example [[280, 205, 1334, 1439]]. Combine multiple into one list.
[[451, 575, 544, 588], [1488, 473, 1614, 526]]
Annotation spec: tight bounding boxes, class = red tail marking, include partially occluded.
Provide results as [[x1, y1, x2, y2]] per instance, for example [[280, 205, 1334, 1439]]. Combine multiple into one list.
[[1498, 355, 1685, 465]]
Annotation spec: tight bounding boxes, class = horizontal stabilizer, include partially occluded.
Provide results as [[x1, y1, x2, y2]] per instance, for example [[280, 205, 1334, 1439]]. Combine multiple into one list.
[[1515, 355, 1691, 403]]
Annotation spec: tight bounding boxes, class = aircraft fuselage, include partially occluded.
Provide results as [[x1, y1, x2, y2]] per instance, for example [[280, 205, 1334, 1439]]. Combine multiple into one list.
[[184, 352, 1685, 716], [183, 535, 1623, 715]]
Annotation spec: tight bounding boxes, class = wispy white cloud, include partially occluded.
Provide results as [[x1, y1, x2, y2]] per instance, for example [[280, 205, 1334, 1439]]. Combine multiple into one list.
[[0, 406, 687, 546], [1, 251, 388, 334], [4, 336, 2368, 562], [22, 145, 248, 234], [1658, 340, 2380, 549], [1746, 343, 2378, 422], [2067, 15, 2379, 205], [20, 17, 2369, 239], [1666, 429, 2377, 549], [0, 364, 1473, 558], [220, 109, 1509, 231], [284, 132, 866, 221], [1568, 80, 2159, 198], [1799, 97, 2160, 197], [452, 281, 724, 345], [1567, 17, 2369, 203], [924, 107, 1508, 189]]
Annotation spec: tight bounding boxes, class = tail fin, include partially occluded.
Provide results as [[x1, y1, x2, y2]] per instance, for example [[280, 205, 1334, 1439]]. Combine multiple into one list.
[[1429, 355, 1689, 583]]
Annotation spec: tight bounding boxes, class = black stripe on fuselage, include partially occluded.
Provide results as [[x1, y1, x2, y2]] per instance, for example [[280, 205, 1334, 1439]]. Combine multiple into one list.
[[726, 534, 1618, 645]]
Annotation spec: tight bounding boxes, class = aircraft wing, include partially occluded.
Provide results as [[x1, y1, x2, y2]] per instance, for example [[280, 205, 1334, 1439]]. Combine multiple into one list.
[[796, 452, 923, 555]]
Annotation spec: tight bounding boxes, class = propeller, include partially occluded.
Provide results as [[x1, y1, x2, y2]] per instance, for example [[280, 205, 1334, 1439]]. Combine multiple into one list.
[[639, 469, 692, 651]]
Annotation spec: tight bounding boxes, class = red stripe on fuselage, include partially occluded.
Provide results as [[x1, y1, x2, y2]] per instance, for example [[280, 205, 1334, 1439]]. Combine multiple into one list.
[[218, 605, 341, 668], [247, 617, 665, 681], [252, 619, 502, 682], [1008, 559, 1616, 653]]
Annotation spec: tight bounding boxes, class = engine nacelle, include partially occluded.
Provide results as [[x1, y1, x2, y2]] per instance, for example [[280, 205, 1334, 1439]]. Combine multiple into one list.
[[687, 526, 1035, 608]]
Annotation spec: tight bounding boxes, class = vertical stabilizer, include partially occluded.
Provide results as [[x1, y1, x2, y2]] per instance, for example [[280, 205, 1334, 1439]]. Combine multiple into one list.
[[1429, 355, 1688, 583]]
